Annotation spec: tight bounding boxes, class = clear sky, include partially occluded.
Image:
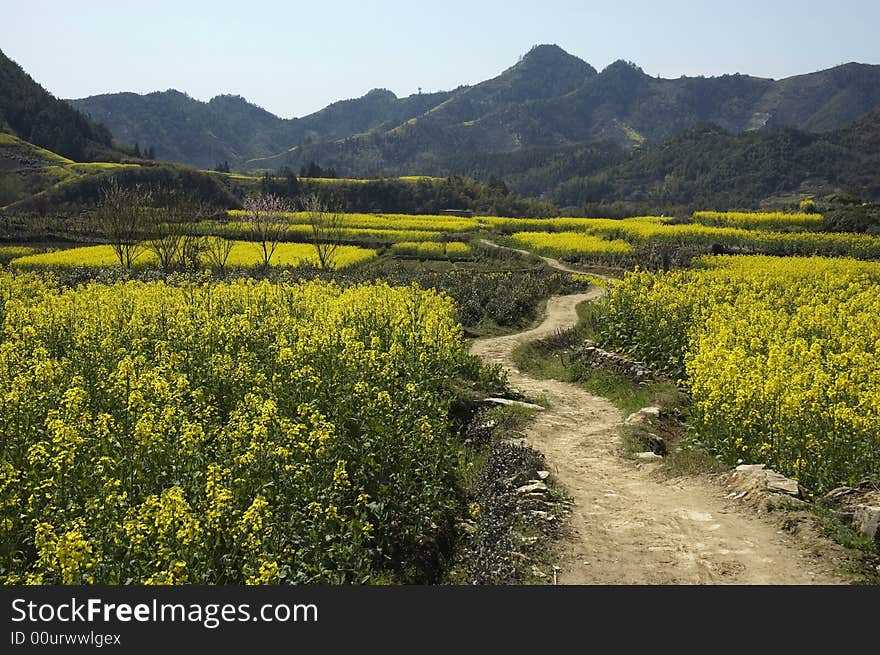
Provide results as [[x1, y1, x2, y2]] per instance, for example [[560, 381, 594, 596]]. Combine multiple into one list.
[[3, 0, 879, 118]]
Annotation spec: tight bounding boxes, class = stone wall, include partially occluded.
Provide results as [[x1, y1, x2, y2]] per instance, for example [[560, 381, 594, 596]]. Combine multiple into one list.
[[574, 341, 657, 384]]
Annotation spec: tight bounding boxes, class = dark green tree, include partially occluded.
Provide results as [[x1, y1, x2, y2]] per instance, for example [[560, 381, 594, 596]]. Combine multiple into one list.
[[278, 166, 300, 197]]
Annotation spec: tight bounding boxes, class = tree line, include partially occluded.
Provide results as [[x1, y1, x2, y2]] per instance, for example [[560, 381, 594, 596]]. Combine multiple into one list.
[[95, 178, 346, 271]]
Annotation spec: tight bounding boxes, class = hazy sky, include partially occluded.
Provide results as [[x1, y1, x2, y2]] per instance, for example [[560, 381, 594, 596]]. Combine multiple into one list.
[[3, 0, 879, 118]]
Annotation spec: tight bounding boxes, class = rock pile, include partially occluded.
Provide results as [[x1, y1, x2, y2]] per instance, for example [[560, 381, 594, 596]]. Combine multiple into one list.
[[723, 463, 804, 513], [625, 406, 669, 456], [575, 342, 656, 384], [819, 481, 880, 544]]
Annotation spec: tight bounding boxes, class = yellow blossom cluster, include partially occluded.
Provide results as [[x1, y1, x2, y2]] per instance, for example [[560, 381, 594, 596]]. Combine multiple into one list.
[[389, 241, 471, 259]]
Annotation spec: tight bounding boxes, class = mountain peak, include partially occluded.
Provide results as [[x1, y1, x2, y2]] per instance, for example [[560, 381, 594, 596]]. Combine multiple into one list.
[[522, 43, 569, 60], [207, 94, 280, 119], [364, 88, 397, 100], [210, 93, 248, 102], [601, 59, 646, 76], [158, 88, 191, 98], [209, 93, 274, 110], [517, 44, 597, 76]]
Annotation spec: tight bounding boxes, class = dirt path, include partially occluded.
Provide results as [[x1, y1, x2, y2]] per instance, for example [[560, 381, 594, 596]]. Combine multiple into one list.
[[470, 244, 845, 584], [478, 238, 587, 275]]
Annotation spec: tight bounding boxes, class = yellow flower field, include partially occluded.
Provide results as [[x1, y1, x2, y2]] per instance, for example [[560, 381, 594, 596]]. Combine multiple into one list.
[[9, 241, 377, 270], [201, 220, 442, 243], [595, 255, 880, 492], [389, 241, 471, 258], [508, 231, 633, 261], [692, 211, 823, 231], [226, 211, 478, 232], [0, 273, 471, 583], [484, 214, 880, 260]]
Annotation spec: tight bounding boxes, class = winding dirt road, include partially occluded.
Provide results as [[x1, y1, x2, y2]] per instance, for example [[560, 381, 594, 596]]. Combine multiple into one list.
[[470, 244, 845, 584], [478, 238, 587, 274]]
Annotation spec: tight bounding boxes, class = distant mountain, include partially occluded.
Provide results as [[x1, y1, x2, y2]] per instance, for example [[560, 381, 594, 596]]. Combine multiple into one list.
[[70, 87, 452, 170], [41, 43, 879, 211], [0, 48, 121, 162], [272, 51, 880, 180], [549, 108, 880, 209], [63, 45, 880, 179], [759, 63, 880, 131], [68, 43, 880, 184]]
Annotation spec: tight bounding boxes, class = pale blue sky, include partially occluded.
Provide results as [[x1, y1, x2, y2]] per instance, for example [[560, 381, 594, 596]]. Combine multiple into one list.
[[3, 0, 878, 118]]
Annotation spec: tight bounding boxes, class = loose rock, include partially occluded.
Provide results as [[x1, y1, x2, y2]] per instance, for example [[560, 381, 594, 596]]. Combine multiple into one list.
[[633, 432, 667, 455], [726, 464, 803, 509], [517, 481, 548, 494], [575, 343, 657, 382], [823, 486, 856, 501], [484, 397, 545, 411], [625, 406, 663, 425], [853, 505, 880, 543], [765, 471, 801, 497]]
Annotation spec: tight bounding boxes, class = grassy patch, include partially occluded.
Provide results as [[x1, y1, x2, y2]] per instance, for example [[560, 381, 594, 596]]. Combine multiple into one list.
[[803, 505, 880, 584], [660, 446, 728, 477], [512, 324, 683, 416], [578, 369, 680, 417], [482, 403, 540, 436], [814, 506, 876, 551]]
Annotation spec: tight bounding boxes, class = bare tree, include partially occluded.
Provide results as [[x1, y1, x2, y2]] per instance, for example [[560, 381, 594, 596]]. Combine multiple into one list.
[[301, 192, 344, 270], [203, 236, 235, 273], [94, 178, 151, 269], [179, 197, 210, 270], [146, 190, 207, 271], [146, 211, 183, 272], [180, 234, 207, 270], [242, 193, 290, 269]]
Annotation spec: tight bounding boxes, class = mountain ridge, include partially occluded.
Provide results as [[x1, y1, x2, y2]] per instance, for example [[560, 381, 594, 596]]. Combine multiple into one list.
[[71, 85, 456, 170], [3, 44, 877, 210], [0, 48, 123, 162], [548, 108, 880, 209], [67, 44, 880, 180]]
